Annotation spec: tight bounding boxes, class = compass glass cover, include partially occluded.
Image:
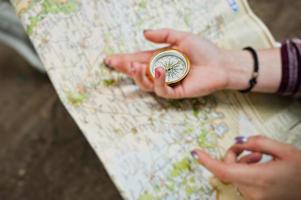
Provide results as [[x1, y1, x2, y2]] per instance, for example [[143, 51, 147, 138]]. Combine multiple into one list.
[[150, 50, 189, 84]]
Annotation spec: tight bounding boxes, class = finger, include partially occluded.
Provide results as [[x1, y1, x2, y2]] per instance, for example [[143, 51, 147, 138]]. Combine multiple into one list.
[[131, 62, 154, 91], [238, 152, 263, 164], [191, 150, 261, 184], [224, 145, 245, 164], [230, 135, 292, 159], [224, 136, 258, 164], [144, 28, 189, 46], [104, 50, 156, 74], [153, 67, 181, 99]]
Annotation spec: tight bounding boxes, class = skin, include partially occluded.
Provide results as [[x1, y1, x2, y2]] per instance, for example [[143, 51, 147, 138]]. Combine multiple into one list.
[[193, 136, 301, 200], [104, 29, 301, 200]]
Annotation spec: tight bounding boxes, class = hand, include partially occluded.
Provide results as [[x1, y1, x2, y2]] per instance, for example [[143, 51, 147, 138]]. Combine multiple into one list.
[[104, 28, 282, 99], [104, 29, 237, 99], [191, 136, 301, 200]]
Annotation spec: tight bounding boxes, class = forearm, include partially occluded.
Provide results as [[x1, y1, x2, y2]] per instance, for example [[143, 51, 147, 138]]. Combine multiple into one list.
[[222, 48, 282, 94]]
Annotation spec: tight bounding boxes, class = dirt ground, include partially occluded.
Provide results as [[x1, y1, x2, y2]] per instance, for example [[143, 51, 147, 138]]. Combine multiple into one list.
[[0, 1, 300, 200]]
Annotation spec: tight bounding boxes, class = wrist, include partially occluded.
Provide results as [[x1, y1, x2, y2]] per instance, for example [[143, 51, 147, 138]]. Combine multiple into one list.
[[222, 50, 253, 91], [221, 48, 282, 93]]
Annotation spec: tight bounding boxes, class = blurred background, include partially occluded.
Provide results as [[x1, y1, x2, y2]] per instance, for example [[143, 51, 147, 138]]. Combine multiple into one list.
[[0, 1, 300, 200]]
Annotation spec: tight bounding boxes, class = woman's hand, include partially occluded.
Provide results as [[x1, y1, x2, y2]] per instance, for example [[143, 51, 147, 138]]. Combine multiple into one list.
[[105, 28, 282, 99], [104, 29, 255, 99], [191, 136, 301, 200]]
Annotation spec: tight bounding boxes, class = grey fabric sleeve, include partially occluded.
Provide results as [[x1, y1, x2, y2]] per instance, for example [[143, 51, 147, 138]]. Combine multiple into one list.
[[0, 0, 44, 72]]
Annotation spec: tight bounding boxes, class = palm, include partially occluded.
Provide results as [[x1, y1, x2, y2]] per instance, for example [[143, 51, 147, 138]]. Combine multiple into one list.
[[170, 37, 228, 97], [179, 65, 227, 97]]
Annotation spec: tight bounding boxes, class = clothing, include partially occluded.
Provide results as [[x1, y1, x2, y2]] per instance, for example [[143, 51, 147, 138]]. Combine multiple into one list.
[[0, 0, 44, 72], [278, 39, 301, 97]]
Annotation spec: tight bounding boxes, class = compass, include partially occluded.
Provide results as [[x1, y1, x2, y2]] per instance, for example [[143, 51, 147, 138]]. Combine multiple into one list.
[[148, 49, 191, 84]]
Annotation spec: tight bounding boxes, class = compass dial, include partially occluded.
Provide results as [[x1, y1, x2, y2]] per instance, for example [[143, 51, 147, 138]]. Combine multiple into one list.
[[149, 49, 190, 84]]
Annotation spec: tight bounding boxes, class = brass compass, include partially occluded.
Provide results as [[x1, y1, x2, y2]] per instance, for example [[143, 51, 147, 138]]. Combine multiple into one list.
[[148, 49, 191, 84]]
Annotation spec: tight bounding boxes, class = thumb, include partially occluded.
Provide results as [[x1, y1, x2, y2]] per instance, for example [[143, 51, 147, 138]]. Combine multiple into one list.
[[230, 135, 293, 159], [143, 28, 189, 45], [153, 67, 177, 98]]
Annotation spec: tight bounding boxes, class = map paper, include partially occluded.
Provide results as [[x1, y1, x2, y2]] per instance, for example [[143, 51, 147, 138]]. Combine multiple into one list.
[[11, 0, 301, 199]]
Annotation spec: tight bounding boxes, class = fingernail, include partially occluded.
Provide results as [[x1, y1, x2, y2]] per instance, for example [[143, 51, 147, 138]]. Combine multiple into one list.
[[129, 65, 136, 77], [191, 151, 199, 160], [155, 68, 161, 79], [235, 136, 248, 144], [104, 58, 112, 68], [143, 29, 151, 34]]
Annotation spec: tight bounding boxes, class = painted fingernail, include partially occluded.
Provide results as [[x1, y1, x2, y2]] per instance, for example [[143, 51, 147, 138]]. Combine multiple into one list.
[[143, 29, 152, 34], [104, 58, 112, 67], [235, 136, 248, 144], [129, 65, 136, 77], [155, 68, 161, 79], [191, 151, 199, 160], [130, 70, 136, 77]]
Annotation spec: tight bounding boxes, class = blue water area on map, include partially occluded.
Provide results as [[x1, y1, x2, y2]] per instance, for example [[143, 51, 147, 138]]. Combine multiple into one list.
[[226, 0, 239, 12]]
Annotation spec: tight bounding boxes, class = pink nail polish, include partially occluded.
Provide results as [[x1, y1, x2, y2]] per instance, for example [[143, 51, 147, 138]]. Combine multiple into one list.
[[191, 151, 199, 160], [129, 67, 136, 77], [155, 68, 161, 79], [143, 29, 152, 34], [104, 58, 112, 67]]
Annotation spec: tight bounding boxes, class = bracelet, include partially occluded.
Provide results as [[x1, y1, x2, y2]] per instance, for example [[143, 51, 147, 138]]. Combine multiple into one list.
[[239, 47, 259, 93]]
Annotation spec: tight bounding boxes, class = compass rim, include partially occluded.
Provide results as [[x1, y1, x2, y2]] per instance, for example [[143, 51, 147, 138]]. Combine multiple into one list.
[[148, 48, 190, 84]]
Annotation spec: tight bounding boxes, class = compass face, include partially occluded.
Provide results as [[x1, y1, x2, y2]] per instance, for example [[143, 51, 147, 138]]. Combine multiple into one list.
[[149, 49, 190, 84]]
